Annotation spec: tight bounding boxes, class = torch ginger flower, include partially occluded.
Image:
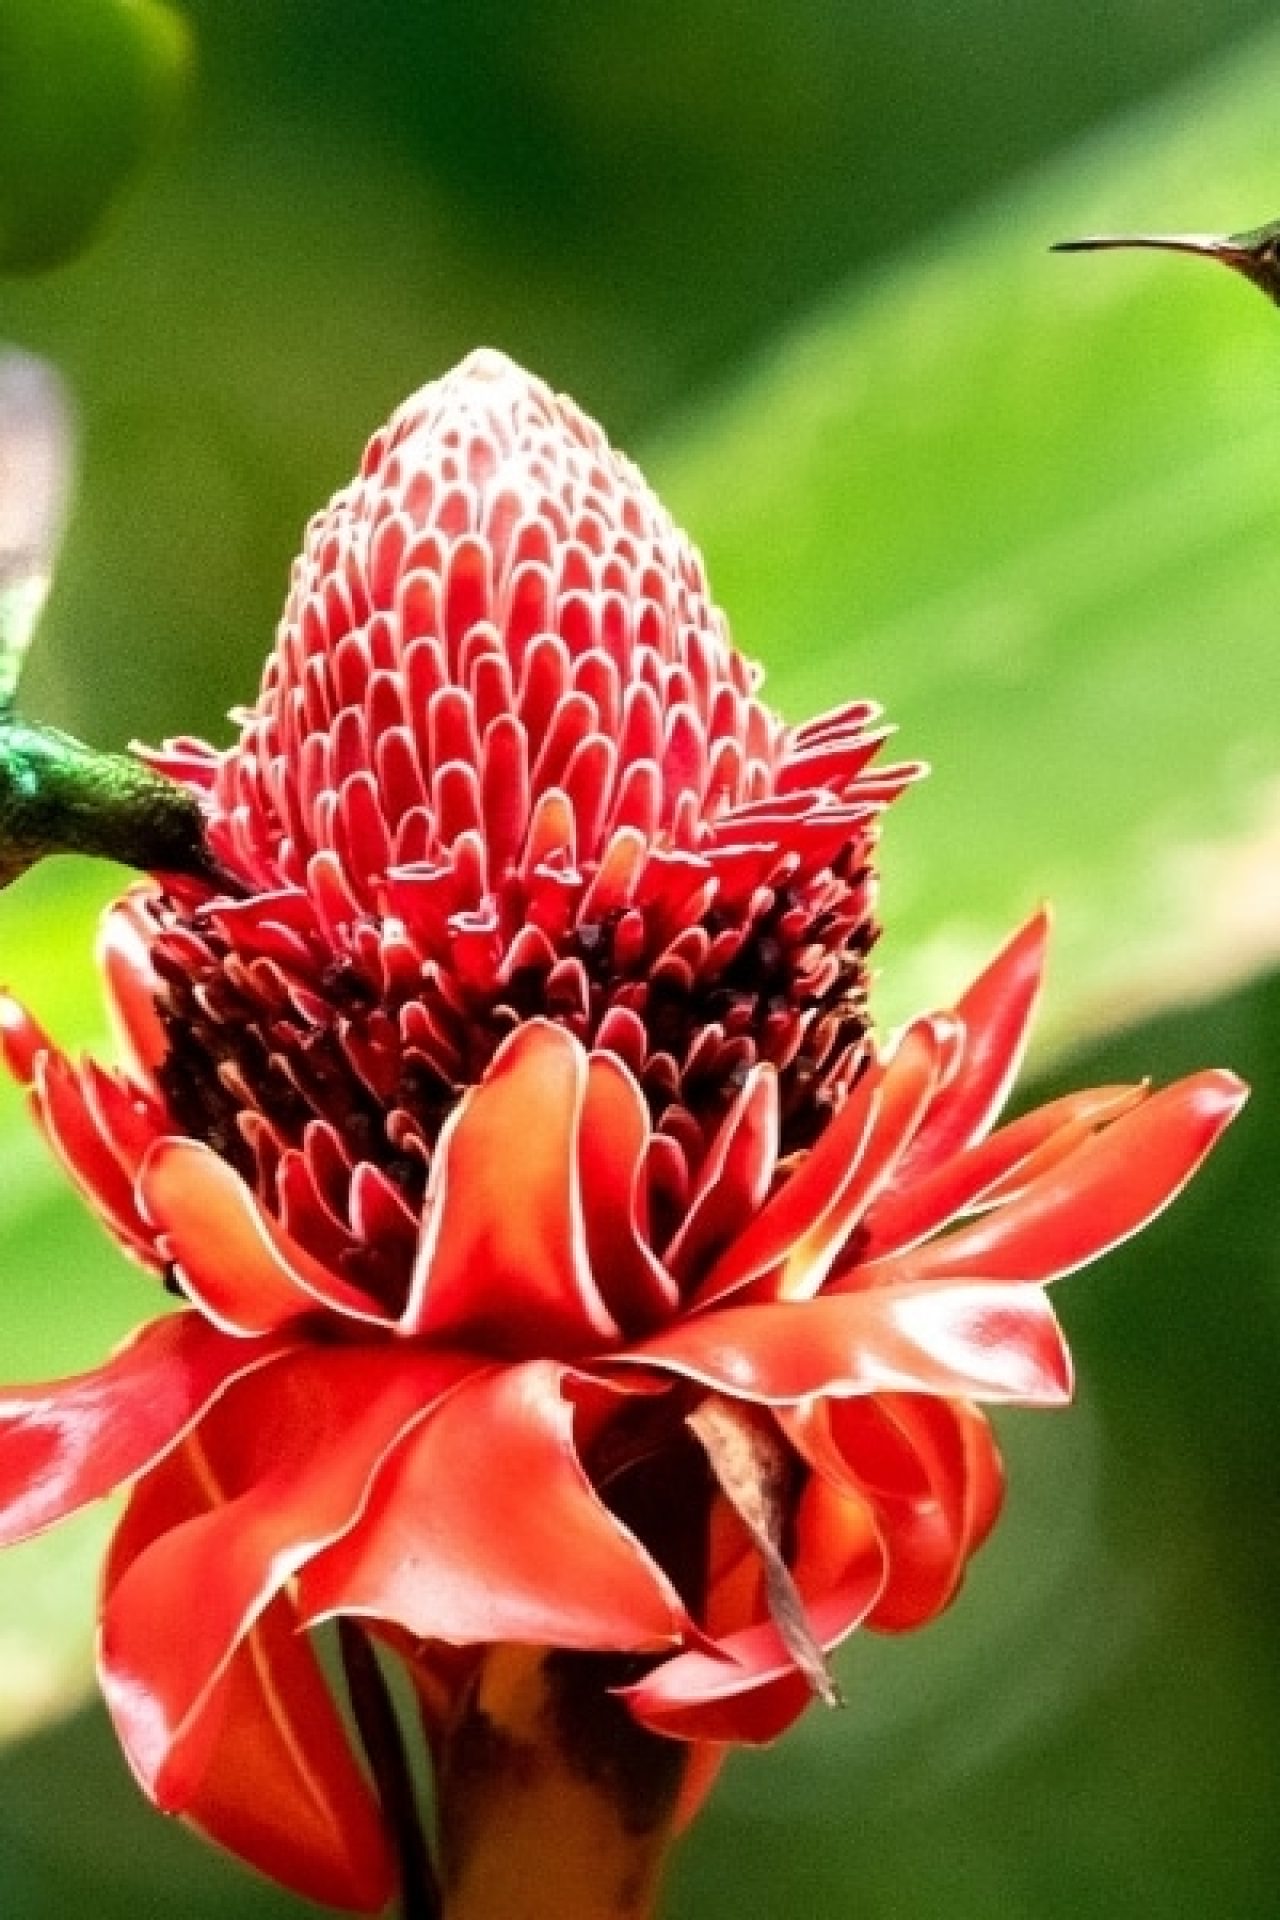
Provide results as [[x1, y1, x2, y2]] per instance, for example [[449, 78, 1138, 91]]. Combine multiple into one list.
[[0, 352, 1245, 1917]]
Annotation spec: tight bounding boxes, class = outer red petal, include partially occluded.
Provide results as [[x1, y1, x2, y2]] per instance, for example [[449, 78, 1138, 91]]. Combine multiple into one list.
[[102, 1437, 393, 1912], [98, 1345, 475, 1807], [691, 1019, 951, 1310], [0, 1313, 292, 1545], [859, 1069, 1247, 1290], [138, 1138, 395, 1333], [185, 1598, 395, 1913], [300, 1362, 690, 1651], [887, 911, 1051, 1189], [404, 1022, 621, 1353], [671, 1742, 728, 1833], [32, 1050, 162, 1264], [621, 1280, 1072, 1406], [856, 1084, 1144, 1265]]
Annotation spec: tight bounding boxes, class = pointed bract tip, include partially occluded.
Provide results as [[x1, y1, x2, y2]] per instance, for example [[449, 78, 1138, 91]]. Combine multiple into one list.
[[454, 346, 527, 385], [1195, 1068, 1250, 1120]]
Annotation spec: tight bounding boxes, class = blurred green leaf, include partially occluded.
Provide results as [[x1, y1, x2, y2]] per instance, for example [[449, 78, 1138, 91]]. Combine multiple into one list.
[[651, 23, 1280, 1054], [0, 0, 1271, 749], [0, 0, 191, 272], [0, 860, 155, 1740]]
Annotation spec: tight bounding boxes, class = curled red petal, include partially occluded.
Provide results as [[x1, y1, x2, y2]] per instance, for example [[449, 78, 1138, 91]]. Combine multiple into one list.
[[578, 1050, 678, 1331], [98, 895, 169, 1081], [619, 1281, 1073, 1406], [98, 1346, 475, 1808], [403, 1021, 620, 1354], [622, 1477, 883, 1744], [300, 1362, 689, 1652], [783, 1394, 1004, 1630], [692, 1019, 951, 1310], [102, 1437, 393, 1912], [665, 1067, 779, 1286], [33, 1051, 160, 1264], [139, 1139, 394, 1333], [0, 1314, 293, 1546], [861, 1069, 1248, 1290]]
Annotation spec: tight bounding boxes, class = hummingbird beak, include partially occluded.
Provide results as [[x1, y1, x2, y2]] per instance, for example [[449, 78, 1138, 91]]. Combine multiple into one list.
[[1052, 228, 1280, 307], [1051, 232, 1253, 266]]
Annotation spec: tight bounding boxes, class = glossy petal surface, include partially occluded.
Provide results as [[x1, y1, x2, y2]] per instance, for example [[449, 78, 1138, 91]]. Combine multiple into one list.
[[302, 1362, 689, 1650], [0, 1314, 292, 1545], [99, 1345, 475, 1802], [623, 1281, 1073, 1406], [102, 1434, 393, 1912]]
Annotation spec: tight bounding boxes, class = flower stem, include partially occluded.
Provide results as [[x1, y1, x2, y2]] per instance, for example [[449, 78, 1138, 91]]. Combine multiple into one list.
[[435, 1646, 688, 1920], [338, 1619, 440, 1920]]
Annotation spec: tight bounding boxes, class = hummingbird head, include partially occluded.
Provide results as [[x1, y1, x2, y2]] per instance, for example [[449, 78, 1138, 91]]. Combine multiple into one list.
[[1052, 217, 1280, 307]]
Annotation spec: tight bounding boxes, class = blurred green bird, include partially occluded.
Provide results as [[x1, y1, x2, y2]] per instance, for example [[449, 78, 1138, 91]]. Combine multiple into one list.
[[0, 349, 217, 890]]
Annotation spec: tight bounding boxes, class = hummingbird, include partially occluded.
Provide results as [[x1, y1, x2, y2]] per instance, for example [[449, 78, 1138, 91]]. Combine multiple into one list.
[[1052, 217, 1280, 307], [0, 350, 220, 891]]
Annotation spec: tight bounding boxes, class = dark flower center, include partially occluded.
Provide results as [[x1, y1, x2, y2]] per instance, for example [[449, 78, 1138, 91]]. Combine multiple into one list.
[[148, 832, 878, 1316]]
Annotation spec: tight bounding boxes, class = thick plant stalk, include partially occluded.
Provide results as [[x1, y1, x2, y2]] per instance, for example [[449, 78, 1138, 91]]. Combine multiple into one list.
[[436, 1647, 688, 1920]]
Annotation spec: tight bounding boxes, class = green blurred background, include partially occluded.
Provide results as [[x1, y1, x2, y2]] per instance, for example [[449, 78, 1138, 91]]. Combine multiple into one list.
[[2, 1, 1280, 1913]]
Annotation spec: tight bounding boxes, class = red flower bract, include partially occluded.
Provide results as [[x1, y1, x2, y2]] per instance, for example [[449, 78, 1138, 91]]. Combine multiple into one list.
[[0, 351, 1245, 1910]]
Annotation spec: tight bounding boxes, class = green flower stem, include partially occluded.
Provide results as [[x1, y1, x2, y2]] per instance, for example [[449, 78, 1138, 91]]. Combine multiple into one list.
[[338, 1619, 440, 1920]]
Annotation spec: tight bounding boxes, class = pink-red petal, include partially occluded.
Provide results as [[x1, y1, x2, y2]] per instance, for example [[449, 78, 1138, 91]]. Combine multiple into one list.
[[98, 1345, 476, 1808], [402, 1022, 620, 1354], [0, 1313, 292, 1545], [856, 1084, 1144, 1266], [577, 1050, 678, 1331], [98, 895, 170, 1081], [688, 1023, 952, 1311], [665, 1067, 779, 1286], [32, 1050, 160, 1264], [102, 1435, 393, 1912], [858, 1070, 1247, 1290], [887, 911, 1050, 1189], [138, 1139, 394, 1334], [620, 1281, 1073, 1406], [301, 1361, 689, 1652]]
